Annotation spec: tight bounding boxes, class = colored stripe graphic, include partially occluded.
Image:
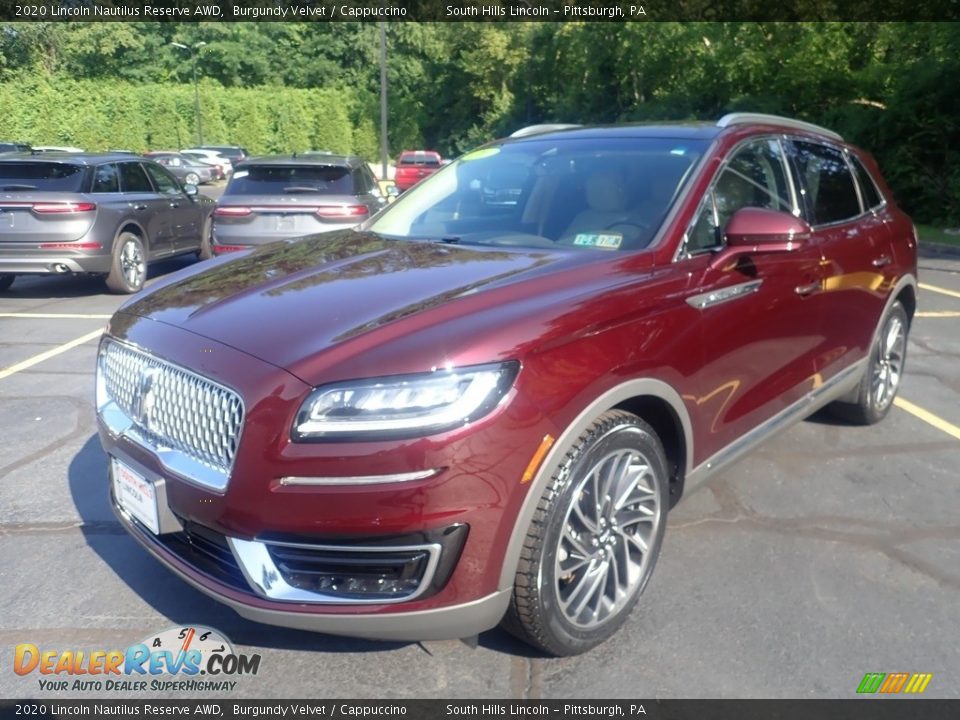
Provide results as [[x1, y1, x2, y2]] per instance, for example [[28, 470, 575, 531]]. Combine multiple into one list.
[[904, 673, 933, 694], [857, 673, 885, 694], [879, 672, 909, 693], [857, 672, 932, 694]]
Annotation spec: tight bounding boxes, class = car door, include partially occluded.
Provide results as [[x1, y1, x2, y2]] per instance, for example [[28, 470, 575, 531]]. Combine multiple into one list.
[[786, 140, 897, 381], [679, 137, 826, 457], [118, 161, 172, 258], [143, 161, 202, 254]]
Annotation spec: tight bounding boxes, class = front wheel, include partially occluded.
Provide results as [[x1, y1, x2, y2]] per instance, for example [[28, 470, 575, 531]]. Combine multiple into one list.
[[184, 172, 200, 186], [0, 274, 15, 292], [105, 232, 147, 294], [829, 300, 909, 425], [503, 410, 669, 656]]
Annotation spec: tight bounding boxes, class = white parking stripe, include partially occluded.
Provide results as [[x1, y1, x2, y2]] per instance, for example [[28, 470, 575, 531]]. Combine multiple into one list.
[[0, 313, 112, 319], [0, 329, 103, 381]]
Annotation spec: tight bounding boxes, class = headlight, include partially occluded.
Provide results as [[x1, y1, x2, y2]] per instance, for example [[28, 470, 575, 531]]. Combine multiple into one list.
[[292, 361, 519, 441]]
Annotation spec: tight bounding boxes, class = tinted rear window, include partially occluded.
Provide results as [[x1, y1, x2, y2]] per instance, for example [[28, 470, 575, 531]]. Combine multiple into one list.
[[0, 162, 85, 191], [399, 154, 441, 167], [225, 165, 355, 196]]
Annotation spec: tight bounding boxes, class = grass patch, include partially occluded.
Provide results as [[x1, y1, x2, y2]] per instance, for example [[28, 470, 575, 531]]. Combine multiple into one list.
[[917, 224, 960, 248]]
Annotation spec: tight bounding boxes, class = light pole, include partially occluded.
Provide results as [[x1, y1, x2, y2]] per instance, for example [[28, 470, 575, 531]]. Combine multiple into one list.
[[171, 41, 207, 146], [379, 22, 388, 181]]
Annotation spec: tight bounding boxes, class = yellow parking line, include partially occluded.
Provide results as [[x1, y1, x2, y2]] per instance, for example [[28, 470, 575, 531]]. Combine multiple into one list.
[[894, 397, 960, 442], [0, 329, 102, 381], [0, 313, 112, 319], [915, 311, 960, 318], [919, 282, 960, 300]]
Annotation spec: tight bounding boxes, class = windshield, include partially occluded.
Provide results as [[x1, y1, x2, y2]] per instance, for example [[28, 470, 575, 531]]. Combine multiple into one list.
[[371, 137, 706, 252], [0, 162, 86, 192], [225, 165, 354, 196]]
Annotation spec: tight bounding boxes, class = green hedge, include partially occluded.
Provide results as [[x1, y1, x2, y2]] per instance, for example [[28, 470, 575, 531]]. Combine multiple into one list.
[[0, 74, 377, 157]]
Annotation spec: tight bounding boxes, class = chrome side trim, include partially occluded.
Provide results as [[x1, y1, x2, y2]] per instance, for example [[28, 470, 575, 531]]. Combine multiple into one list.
[[227, 537, 442, 605], [717, 113, 843, 141], [278, 469, 441, 486], [684, 359, 866, 494], [686, 279, 763, 309]]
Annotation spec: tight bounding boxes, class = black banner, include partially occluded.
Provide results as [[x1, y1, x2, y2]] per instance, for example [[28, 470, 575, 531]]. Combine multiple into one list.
[[2, 700, 959, 720], [2, 0, 960, 22]]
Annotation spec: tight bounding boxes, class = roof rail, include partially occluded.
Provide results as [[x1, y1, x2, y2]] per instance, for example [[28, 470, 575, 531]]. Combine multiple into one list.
[[716, 113, 843, 141], [509, 123, 582, 138]]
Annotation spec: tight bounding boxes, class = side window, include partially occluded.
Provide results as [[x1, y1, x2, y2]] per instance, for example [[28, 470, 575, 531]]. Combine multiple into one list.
[[91, 164, 120, 193], [143, 163, 180, 195], [118, 162, 153, 193], [685, 138, 793, 254], [791, 141, 862, 225], [848, 153, 884, 210], [351, 168, 369, 194]]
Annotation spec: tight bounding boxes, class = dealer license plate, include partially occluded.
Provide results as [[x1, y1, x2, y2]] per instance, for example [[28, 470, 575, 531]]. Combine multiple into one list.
[[112, 458, 159, 535]]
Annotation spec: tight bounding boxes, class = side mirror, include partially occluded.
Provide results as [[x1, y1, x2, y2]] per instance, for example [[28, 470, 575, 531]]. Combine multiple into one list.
[[725, 207, 811, 251], [183, 183, 198, 196]]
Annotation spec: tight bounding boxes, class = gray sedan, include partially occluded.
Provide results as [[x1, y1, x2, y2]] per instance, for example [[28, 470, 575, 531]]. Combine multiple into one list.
[[0, 153, 215, 293], [211, 155, 385, 254], [145, 153, 216, 186]]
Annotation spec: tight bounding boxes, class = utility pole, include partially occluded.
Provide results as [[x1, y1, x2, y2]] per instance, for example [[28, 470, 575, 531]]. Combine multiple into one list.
[[379, 22, 389, 181], [171, 41, 207, 146]]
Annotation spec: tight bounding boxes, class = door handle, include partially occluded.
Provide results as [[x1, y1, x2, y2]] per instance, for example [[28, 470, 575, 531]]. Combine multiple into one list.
[[795, 281, 820, 296], [130, 203, 147, 211], [169, 202, 180, 208], [872, 254, 892, 268]]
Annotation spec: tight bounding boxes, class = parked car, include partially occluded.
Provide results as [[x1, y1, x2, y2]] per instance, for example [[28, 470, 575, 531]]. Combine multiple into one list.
[[0, 152, 215, 293], [96, 114, 916, 654], [181, 149, 233, 179], [197, 145, 249, 166], [145, 152, 215, 185], [394, 150, 442, 191], [0, 141, 32, 154], [211, 154, 385, 254]]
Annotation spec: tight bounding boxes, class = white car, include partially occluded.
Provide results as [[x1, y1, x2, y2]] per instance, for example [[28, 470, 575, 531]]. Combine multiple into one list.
[[181, 149, 233, 179]]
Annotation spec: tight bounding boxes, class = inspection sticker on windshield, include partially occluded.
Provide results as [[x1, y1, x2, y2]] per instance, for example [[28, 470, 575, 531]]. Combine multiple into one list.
[[573, 233, 622, 249]]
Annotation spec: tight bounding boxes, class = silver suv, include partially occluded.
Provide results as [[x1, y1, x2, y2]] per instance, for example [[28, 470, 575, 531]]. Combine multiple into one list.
[[211, 155, 385, 254], [0, 153, 215, 293]]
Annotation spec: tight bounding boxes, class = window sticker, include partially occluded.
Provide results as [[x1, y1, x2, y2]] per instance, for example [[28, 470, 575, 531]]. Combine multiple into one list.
[[573, 233, 622, 249], [460, 148, 501, 162]]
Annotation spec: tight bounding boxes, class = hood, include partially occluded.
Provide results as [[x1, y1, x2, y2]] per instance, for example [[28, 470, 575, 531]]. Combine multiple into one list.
[[119, 231, 581, 373]]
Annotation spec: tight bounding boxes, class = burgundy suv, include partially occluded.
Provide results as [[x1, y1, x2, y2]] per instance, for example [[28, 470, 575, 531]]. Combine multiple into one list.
[[96, 114, 917, 655]]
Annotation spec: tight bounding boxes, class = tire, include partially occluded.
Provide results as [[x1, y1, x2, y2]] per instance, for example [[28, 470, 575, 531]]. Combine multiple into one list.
[[503, 410, 669, 656], [0, 274, 14, 292], [197, 218, 214, 261], [829, 301, 909, 425], [105, 232, 147, 294], [184, 172, 200, 186]]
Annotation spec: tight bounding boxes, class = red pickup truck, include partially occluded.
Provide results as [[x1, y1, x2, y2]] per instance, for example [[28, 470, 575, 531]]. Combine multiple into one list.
[[394, 150, 443, 191]]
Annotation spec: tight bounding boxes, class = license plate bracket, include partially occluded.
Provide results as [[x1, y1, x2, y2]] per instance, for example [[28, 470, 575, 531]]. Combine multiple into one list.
[[112, 457, 160, 535]]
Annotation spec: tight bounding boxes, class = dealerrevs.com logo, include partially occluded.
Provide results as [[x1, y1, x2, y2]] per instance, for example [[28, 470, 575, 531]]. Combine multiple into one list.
[[14, 626, 261, 693]]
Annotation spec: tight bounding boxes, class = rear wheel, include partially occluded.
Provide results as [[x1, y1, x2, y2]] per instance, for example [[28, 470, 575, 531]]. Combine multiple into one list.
[[503, 410, 668, 656], [0, 274, 14, 292], [105, 232, 146, 294], [829, 301, 908, 425], [184, 172, 200, 186]]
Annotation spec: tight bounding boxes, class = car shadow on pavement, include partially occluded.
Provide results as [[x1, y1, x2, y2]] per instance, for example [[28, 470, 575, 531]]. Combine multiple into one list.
[[3, 257, 199, 299], [67, 434, 414, 655]]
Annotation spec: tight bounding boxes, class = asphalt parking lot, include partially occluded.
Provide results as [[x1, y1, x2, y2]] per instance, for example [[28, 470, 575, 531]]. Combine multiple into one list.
[[0, 247, 958, 700]]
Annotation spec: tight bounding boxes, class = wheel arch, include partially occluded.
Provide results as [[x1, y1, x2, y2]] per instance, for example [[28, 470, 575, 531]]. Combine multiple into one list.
[[497, 378, 693, 591], [115, 221, 149, 251]]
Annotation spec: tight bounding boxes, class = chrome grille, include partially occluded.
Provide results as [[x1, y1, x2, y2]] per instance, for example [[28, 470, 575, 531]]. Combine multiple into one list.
[[99, 339, 244, 485]]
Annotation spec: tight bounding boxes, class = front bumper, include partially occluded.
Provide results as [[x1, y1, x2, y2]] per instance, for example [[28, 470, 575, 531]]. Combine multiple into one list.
[[96, 317, 553, 640]]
